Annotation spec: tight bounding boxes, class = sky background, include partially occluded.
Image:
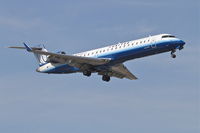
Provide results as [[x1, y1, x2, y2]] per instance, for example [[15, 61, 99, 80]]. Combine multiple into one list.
[[0, 0, 199, 133]]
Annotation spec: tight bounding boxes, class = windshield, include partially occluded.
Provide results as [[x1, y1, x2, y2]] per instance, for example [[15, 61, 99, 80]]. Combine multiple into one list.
[[162, 35, 175, 38]]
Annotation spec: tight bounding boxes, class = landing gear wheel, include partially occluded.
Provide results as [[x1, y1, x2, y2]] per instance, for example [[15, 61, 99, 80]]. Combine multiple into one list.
[[171, 54, 176, 58], [83, 71, 91, 77], [102, 75, 110, 82], [171, 50, 176, 58]]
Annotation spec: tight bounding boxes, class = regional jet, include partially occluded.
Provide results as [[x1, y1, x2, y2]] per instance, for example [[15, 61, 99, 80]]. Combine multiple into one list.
[[9, 34, 185, 82]]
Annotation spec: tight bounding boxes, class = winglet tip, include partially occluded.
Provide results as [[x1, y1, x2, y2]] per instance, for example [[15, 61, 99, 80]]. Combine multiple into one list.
[[23, 43, 32, 52]]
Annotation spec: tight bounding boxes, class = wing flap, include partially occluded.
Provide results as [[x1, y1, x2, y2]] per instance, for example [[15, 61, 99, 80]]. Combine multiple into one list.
[[110, 64, 138, 80]]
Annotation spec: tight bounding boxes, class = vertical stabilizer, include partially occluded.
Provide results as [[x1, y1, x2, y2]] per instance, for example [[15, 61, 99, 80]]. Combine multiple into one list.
[[33, 46, 48, 66], [23, 43, 48, 66]]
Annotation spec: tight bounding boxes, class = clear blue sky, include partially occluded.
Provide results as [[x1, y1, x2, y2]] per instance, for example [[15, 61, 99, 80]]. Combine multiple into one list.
[[0, 0, 199, 133]]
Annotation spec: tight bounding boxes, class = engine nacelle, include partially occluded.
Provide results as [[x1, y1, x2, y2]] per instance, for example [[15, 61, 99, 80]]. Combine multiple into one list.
[[57, 51, 66, 54]]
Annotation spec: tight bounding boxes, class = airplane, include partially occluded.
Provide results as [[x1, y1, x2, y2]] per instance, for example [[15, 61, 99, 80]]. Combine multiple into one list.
[[9, 34, 185, 82]]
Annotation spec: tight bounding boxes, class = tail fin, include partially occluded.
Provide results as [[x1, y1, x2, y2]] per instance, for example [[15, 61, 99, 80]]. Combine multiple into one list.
[[33, 45, 48, 66], [23, 43, 48, 66]]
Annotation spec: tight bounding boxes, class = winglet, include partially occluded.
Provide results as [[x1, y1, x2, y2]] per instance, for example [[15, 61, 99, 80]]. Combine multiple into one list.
[[23, 43, 32, 52]]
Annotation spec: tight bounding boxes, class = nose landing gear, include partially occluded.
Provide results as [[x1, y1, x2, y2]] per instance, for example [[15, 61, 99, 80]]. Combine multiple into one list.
[[171, 49, 176, 58], [179, 45, 184, 50]]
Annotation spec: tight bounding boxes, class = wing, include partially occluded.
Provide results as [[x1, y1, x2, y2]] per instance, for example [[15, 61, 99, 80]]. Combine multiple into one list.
[[109, 64, 138, 80], [9, 44, 136, 80], [32, 50, 110, 66]]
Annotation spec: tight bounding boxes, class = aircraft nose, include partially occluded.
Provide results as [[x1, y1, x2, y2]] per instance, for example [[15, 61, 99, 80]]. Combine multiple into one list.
[[180, 40, 185, 45], [176, 39, 185, 50]]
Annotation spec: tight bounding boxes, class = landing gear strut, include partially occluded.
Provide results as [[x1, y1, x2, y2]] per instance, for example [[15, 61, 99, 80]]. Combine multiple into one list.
[[83, 70, 91, 77], [171, 50, 176, 58], [102, 75, 110, 82]]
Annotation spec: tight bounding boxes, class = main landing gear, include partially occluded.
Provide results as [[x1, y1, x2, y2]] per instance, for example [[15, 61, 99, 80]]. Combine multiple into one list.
[[83, 70, 91, 77], [83, 70, 111, 82], [171, 49, 176, 58], [102, 75, 110, 82]]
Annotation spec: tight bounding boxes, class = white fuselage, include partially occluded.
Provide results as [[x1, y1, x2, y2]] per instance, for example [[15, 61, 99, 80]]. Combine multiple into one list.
[[37, 34, 185, 73]]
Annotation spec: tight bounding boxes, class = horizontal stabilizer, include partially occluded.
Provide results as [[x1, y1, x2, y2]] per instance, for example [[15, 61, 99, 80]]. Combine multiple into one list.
[[8, 46, 42, 50]]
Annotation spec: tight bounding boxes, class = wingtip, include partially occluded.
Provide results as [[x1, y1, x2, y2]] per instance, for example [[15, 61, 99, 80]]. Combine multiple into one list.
[[23, 42, 32, 52], [131, 76, 138, 80], [7, 46, 14, 48]]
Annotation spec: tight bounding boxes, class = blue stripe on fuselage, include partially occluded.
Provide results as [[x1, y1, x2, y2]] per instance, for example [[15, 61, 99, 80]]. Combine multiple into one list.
[[40, 64, 79, 74], [96, 39, 182, 64]]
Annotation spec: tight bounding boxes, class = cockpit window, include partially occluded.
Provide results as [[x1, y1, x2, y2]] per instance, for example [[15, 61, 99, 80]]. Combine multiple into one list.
[[162, 35, 175, 38]]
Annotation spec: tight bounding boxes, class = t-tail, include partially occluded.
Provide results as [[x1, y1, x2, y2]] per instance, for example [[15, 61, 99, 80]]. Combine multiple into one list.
[[23, 43, 48, 66], [9, 43, 48, 66]]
